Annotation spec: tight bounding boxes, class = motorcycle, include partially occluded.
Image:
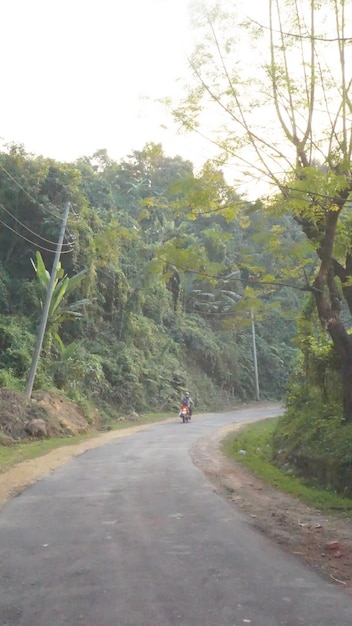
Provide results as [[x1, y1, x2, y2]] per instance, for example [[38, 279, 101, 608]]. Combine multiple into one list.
[[179, 404, 191, 423]]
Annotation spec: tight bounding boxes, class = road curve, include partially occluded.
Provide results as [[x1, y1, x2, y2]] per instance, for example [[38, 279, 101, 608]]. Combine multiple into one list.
[[1, 405, 352, 626]]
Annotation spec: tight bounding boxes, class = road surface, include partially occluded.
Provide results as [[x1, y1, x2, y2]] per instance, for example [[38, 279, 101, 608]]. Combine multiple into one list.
[[1, 405, 352, 626]]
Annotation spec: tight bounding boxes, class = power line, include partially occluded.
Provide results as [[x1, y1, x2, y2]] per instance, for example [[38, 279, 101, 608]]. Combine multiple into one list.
[[25, 201, 71, 399], [0, 202, 73, 249], [0, 218, 73, 254], [0, 162, 63, 220]]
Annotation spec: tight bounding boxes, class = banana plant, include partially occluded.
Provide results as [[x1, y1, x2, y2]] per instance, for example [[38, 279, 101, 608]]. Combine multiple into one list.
[[51, 334, 83, 389], [53, 334, 78, 359], [31, 251, 89, 340]]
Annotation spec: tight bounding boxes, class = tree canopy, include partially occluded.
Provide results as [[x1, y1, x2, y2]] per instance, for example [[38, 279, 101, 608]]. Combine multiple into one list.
[[174, 0, 352, 420], [0, 142, 299, 413]]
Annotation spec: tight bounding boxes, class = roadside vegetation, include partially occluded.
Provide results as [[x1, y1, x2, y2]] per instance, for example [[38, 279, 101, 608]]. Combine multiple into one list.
[[172, 0, 352, 497], [2, 1, 352, 499], [223, 418, 352, 514], [0, 409, 175, 474], [0, 142, 299, 434]]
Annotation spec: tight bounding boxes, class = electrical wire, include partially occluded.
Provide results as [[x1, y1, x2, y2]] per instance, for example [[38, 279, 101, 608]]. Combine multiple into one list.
[[0, 162, 64, 220], [0, 218, 73, 254], [0, 202, 73, 249]]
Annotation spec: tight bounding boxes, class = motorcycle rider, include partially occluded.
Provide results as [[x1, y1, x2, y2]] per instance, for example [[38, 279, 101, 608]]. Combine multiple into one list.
[[180, 391, 194, 419]]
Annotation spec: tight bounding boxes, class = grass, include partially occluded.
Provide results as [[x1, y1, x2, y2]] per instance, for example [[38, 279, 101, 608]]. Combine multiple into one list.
[[0, 411, 175, 474], [0, 433, 93, 471], [223, 417, 352, 514]]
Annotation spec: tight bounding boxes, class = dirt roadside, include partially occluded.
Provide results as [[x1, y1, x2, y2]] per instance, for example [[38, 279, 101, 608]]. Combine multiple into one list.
[[0, 419, 173, 509], [191, 422, 352, 591], [1, 414, 352, 589]]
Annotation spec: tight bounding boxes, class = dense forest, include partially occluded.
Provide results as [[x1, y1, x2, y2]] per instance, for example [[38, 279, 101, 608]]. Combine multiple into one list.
[[2, 138, 352, 492], [0, 142, 300, 417], [160, 0, 352, 495], [2, 0, 352, 498]]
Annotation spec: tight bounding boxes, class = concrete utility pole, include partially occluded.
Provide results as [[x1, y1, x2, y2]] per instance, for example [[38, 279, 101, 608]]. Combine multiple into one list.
[[25, 201, 71, 399], [251, 309, 260, 401]]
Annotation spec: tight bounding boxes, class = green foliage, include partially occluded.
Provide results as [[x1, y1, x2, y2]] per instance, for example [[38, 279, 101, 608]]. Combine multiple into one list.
[[271, 314, 352, 494], [0, 315, 34, 379], [31, 251, 88, 324], [224, 419, 352, 512], [272, 400, 352, 496], [0, 369, 23, 391], [93, 313, 184, 411], [0, 142, 299, 415], [0, 266, 10, 312], [174, 0, 352, 421]]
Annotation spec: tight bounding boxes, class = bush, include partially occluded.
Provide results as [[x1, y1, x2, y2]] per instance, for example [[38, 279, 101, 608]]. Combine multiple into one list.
[[0, 315, 35, 380], [272, 341, 352, 494], [273, 404, 352, 495]]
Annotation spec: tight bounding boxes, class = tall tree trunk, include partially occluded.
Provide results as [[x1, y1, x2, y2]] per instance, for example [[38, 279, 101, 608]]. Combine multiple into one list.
[[328, 320, 352, 422], [342, 356, 352, 422], [311, 210, 352, 420], [314, 280, 352, 421]]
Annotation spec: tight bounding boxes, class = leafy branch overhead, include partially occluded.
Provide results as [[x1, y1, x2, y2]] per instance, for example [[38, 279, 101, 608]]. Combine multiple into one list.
[[173, 0, 352, 420]]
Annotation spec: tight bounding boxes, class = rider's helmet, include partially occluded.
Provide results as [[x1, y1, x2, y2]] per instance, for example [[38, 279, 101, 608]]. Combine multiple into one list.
[[185, 391, 190, 397]]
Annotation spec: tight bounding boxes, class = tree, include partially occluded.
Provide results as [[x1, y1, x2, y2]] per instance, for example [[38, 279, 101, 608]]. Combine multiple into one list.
[[174, 0, 352, 420]]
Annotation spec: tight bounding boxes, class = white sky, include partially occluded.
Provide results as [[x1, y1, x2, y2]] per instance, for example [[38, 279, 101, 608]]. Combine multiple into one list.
[[2, 0, 342, 198], [0, 0, 212, 167]]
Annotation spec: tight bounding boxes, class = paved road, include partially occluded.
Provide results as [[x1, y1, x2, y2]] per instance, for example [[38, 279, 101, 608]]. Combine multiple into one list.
[[1, 405, 352, 626]]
